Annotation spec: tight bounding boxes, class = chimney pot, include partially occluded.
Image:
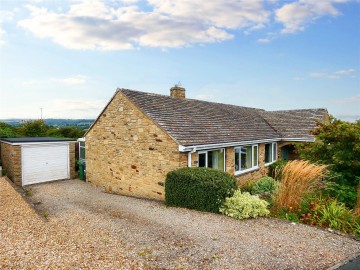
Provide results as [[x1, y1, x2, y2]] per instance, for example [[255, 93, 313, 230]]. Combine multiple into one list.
[[170, 85, 186, 99]]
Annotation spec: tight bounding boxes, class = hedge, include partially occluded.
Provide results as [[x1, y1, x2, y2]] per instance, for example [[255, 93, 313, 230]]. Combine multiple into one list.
[[165, 167, 237, 213]]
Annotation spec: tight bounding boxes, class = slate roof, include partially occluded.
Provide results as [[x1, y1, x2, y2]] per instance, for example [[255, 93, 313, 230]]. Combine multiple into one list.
[[119, 89, 327, 146], [259, 109, 327, 139]]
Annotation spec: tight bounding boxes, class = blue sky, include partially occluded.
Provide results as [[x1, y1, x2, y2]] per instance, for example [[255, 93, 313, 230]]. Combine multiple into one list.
[[0, 0, 359, 121]]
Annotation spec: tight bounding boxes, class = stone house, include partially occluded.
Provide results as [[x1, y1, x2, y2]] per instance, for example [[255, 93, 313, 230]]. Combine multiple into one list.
[[85, 86, 329, 200]]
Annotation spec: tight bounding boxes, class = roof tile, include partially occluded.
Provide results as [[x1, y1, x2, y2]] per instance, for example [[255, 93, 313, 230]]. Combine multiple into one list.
[[120, 89, 326, 146]]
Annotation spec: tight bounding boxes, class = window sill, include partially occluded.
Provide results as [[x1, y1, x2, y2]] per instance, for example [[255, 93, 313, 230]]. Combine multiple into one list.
[[265, 161, 276, 167], [234, 166, 259, 176]]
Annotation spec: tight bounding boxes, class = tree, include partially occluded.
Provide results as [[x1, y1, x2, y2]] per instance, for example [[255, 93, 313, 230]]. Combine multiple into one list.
[[58, 127, 85, 138], [295, 117, 360, 186], [18, 120, 48, 137], [0, 122, 18, 138], [46, 127, 64, 138]]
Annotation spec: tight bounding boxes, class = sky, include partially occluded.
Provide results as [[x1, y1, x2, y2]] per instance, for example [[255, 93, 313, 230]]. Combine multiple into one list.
[[0, 0, 359, 121]]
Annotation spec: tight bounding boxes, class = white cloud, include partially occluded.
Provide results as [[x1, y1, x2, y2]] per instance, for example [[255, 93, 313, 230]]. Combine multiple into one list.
[[336, 114, 360, 122], [0, 10, 13, 21], [335, 93, 360, 104], [18, 0, 270, 50], [194, 94, 215, 101], [52, 75, 88, 85], [0, 27, 6, 45], [20, 99, 106, 119], [0, 10, 14, 44], [45, 99, 107, 118], [275, 0, 350, 34], [22, 75, 88, 86], [257, 38, 271, 43], [334, 69, 356, 75], [310, 72, 340, 79], [0, 98, 106, 119], [310, 68, 356, 79]]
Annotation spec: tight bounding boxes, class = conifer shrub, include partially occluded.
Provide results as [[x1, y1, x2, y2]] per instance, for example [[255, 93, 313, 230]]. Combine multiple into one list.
[[165, 167, 237, 213]]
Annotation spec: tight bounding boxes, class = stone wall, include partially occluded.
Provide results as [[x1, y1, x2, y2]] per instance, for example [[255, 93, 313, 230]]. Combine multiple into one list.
[[0, 142, 22, 185], [86, 91, 187, 200]]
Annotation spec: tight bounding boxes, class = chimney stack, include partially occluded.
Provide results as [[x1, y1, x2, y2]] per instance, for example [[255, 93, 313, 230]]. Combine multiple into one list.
[[170, 84, 185, 99]]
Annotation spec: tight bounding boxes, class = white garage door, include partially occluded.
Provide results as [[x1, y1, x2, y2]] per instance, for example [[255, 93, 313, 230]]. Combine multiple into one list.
[[22, 144, 69, 185]]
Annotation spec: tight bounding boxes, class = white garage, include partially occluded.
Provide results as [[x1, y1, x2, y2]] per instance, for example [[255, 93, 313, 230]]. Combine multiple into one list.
[[0, 137, 76, 186]]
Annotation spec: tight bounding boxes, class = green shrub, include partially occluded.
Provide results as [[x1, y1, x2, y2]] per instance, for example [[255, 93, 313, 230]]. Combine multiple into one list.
[[274, 207, 300, 222], [298, 194, 360, 236], [220, 190, 270, 219], [240, 181, 255, 193], [295, 118, 360, 187], [319, 200, 360, 236], [321, 181, 357, 209], [268, 160, 287, 180], [273, 190, 360, 236], [353, 217, 360, 236], [298, 193, 325, 226], [317, 200, 356, 234], [251, 177, 277, 196], [165, 167, 237, 213]]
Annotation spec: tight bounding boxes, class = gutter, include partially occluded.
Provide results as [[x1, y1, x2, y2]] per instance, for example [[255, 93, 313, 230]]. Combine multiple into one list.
[[187, 147, 197, 167], [178, 137, 314, 152], [0, 141, 77, 146]]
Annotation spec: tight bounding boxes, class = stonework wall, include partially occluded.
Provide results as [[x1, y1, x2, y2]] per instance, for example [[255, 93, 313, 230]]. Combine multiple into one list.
[[0, 142, 22, 185], [69, 142, 76, 179], [86, 91, 187, 200]]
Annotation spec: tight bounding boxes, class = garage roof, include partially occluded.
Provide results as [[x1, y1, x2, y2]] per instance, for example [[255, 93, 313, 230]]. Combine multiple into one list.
[[0, 137, 76, 144]]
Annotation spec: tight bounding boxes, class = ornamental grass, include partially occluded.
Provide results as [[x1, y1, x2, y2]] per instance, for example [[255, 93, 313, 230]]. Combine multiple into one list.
[[274, 160, 327, 211]]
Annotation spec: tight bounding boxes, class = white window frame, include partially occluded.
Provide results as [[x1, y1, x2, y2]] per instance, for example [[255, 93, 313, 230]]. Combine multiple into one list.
[[234, 144, 259, 175], [197, 148, 226, 171], [79, 141, 85, 161], [265, 142, 277, 166]]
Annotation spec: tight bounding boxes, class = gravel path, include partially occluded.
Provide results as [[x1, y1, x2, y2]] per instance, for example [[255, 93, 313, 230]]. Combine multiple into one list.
[[1, 178, 359, 269]]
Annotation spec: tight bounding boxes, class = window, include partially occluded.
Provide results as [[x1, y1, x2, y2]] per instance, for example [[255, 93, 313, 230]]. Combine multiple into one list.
[[198, 149, 225, 171], [235, 145, 258, 174], [265, 142, 277, 165], [79, 141, 85, 161]]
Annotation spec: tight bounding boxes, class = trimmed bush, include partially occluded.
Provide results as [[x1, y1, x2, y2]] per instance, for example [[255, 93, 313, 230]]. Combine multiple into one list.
[[165, 167, 237, 213], [220, 190, 270, 219], [251, 177, 277, 196]]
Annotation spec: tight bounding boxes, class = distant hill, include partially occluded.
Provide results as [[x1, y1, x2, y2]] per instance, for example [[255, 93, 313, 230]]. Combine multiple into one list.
[[0, 119, 95, 130]]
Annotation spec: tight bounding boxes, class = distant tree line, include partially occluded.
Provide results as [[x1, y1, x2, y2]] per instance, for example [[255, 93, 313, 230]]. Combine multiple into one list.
[[0, 120, 86, 139], [1, 119, 94, 129]]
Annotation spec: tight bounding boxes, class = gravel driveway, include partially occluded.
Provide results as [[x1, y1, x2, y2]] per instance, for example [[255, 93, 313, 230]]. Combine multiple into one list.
[[1, 178, 359, 269]]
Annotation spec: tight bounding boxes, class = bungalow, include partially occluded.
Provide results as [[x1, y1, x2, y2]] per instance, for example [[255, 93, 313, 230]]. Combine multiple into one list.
[[85, 86, 329, 200]]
